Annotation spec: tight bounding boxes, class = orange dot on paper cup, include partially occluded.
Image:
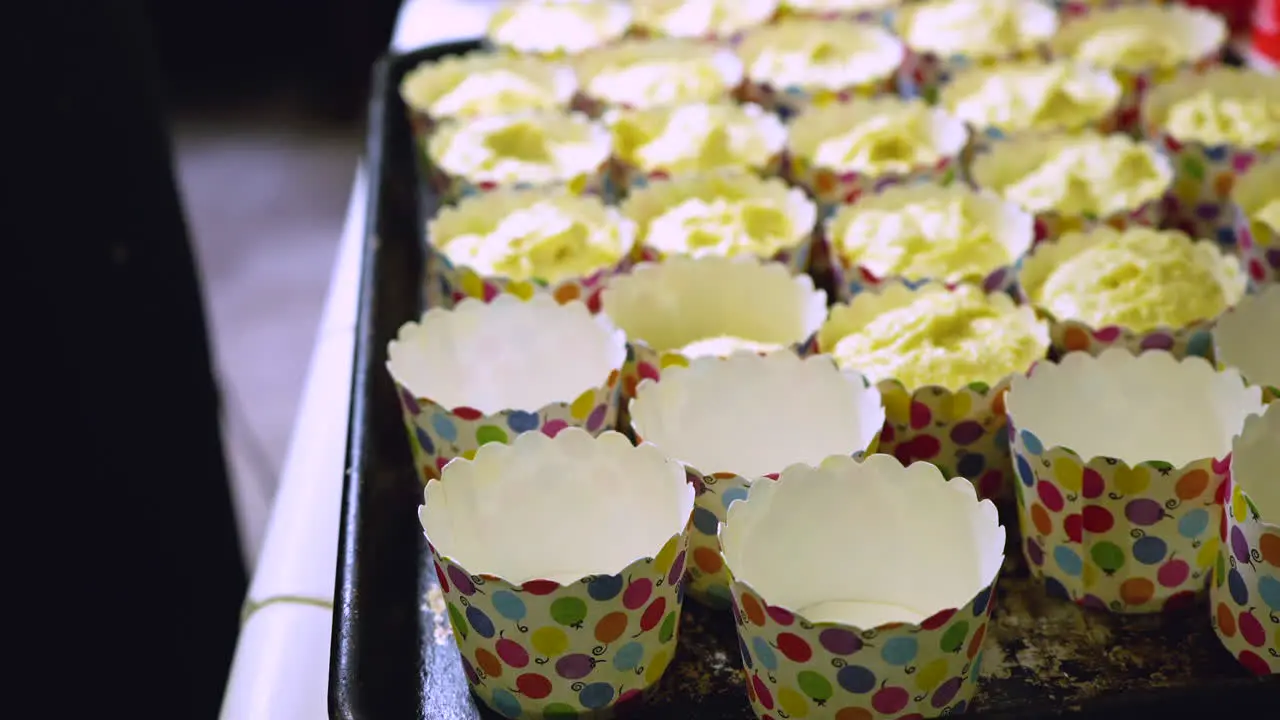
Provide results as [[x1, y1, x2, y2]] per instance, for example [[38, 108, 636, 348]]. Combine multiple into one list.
[[741, 592, 767, 626], [476, 648, 503, 678], [595, 611, 628, 644], [1030, 503, 1053, 537], [553, 284, 581, 304], [1217, 603, 1237, 637], [1062, 326, 1090, 352], [1175, 469, 1210, 501], [1259, 533, 1280, 567], [836, 708, 874, 720], [991, 387, 1007, 417], [1120, 577, 1155, 606], [693, 546, 724, 574]]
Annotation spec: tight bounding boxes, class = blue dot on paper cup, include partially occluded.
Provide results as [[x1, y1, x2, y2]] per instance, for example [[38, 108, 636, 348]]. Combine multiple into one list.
[[507, 410, 540, 433], [1053, 546, 1083, 577], [836, 664, 876, 694], [1258, 575, 1280, 611], [880, 636, 918, 666], [972, 586, 992, 616], [1016, 455, 1035, 488], [751, 636, 778, 670], [1020, 430, 1043, 455], [1185, 331, 1213, 358], [431, 412, 459, 442], [1178, 508, 1210, 539], [739, 635, 754, 669], [490, 688, 522, 719], [579, 682, 615, 710], [491, 590, 526, 621], [414, 426, 435, 455], [588, 574, 624, 602], [1043, 576, 1070, 600], [958, 452, 986, 477], [721, 487, 749, 510], [692, 506, 720, 536], [1132, 536, 1168, 566], [466, 605, 496, 639], [1229, 568, 1249, 606], [614, 641, 645, 671]]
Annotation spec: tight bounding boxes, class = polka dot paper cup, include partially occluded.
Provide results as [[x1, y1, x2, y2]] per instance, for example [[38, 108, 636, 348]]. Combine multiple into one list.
[[421, 429, 696, 718], [720, 454, 1006, 719], [1214, 284, 1280, 404], [1235, 156, 1280, 289], [1212, 403, 1280, 675], [386, 295, 627, 484], [1006, 349, 1265, 613], [630, 351, 885, 608], [1140, 68, 1280, 248], [775, 0, 899, 22], [485, 0, 634, 59], [1051, 0, 1168, 19], [600, 255, 827, 401], [571, 39, 745, 116], [815, 283, 1051, 504], [1016, 226, 1247, 359]]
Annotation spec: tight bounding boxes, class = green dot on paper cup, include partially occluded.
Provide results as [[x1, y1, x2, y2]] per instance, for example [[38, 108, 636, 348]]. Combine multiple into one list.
[[1091, 541, 1126, 574], [544, 703, 578, 718], [659, 611, 677, 643], [940, 620, 970, 653], [476, 424, 509, 446], [447, 603, 469, 639], [797, 670, 833, 701], [551, 597, 588, 627]]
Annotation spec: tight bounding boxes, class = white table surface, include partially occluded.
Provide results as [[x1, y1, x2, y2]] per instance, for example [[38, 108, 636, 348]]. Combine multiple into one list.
[[218, 2, 497, 718]]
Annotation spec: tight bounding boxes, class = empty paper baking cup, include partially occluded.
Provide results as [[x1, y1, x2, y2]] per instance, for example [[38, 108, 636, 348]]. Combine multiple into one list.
[[1211, 404, 1280, 676], [787, 97, 967, 209], [485, 0, 634, 58], [824, 183, 1034, 299], [721, 454, 1005, 719], [1017, 226, 1246, 359], [601, 255, 827, 400], [571, 39, 745, 116], [604, 102, 786, 193], [815, 282, 1050, 504], [1048, 4, 1226, 133], [1006, 349, 1265, 612], [631, 0, 780, 42], [734, 19, 903, 120], [1213, 284, 1280, 404], [1235, 156, 1280, 289], [775, 0, 899, 22], [893, 0, 1058, 103], [426, 110, 614, 204], [386, 295, 627, 484], [1140, 68, 1280, 248], [426, 187, 637, 311], [421, 429, 696, 717], [630, 351, 885, 607]]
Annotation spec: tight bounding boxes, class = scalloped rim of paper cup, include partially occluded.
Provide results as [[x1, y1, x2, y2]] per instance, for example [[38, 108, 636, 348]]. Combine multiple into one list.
[[630, 351, 885, 478], [1233, 155, 1280, 221], [574, 39, 745, 97], [1016, 226, 1248, 334], [1141, 67, 1280, 149], [783, 0, 899, 13], [427, 186, 637, 282], [825, 184, 1034, 283], [619, 171, 818, 256], [735, 18, 905, 92], [816, 282, 1050, 392], [969, 131, 1174, 215], [1049, 4, 1227, 71], [601, 255, 828, 353], [487, 0, 634, 56], [721, 453, 1005, 629], [1230, 403, 1280, 521], [894, 0, 1059, 59], [632, 0, 780, 39], [938, 60, 1122, 135], [1007, 348, 1264, 469], [421, 428, 695, 586], [387, 294, 627, 414], [427, 110, 613, 185], [1214, 284, 1280, 392], [604, 102, 786, 173], [788, 97, 969, 172], [398, 51, 577, 119]]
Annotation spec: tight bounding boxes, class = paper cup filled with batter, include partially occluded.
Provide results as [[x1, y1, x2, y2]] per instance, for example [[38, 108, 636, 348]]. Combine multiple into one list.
[[421, 429, 696, 717], [631, 0, 779, 42], [824, 183, 1034, 300], [1006, 349, 1264, 612], [970, 130, 1172, 243], [1235, 156, 1280, 289], [775, 0, 900, 22], [722, 454, 1005, 719], [1141, 68, 1280, 248], [787, 97, 967, 209], [1211, 404, 1280, 676], [601, 255, 827, 400], [427, 110, 613, 203], [387, 295, 627, 483], [1214, 284, 1280, 404], [572, 38, 744, 116], [605, 102, 786, 193], [894, 0, 1059, 102], [815, 282, 1050, 504], [426, 187, 637, 310], [630, 351, 884, 607], [1049, 4, 1226, 133], [485, 0, 633, 58], [1017, 226, 1246, 359], [734, 19, 903, 119]]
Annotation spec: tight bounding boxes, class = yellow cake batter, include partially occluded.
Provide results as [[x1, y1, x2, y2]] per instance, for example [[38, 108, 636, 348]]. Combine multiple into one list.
[[575, 39, 740, 109], [1164, 90, 1280, 148], [942, 61, 1119, 134], [737, 19, 903, 91], [811, 103, 945, 175], [998, 134, 1168, 216], [430, 112, 611, 186], [488, 0, 632, 55], [610, 103, 781, 175], [899, 0, 1057, 59]]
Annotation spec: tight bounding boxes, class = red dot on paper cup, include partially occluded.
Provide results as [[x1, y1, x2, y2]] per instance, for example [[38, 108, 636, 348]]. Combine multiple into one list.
[[522, 579, 559, 595], [871, 685, 910, 714], [920, 608, 956, 630], [752, 674, 774, 710], [641, 597, 667, 632], [766, 606, 795, 626], [1237, 649, 1271, 676], [1083, 506, 1115, 534], [776, 633, 812, 662], [452, 406, 484, 421], [623, 579, 653, 610], [1037, 481, 1065, 512], [1064, 514, 1083, 543], [1081, 469, 1105, 499], [516, 672, 553, 699], [910, 402, 932, 429], [542, 419, 569, 438]]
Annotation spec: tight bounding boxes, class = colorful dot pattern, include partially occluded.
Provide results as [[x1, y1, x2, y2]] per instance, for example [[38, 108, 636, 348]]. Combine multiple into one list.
[[429, 533, 690, 718], [1210, 475, 1280, 675], [962, 110, 1122, 176], [1111, 55, 1219, 136], [1143, 127, 1272, 250], [895, 46, 1047, 106], [1026, 312, 1219, 362], [1052, 0, 1170, 20], [394, 370, 624, 485], [426, 158, 614, 206], [789, 155, 959, 216], [429, 253, 626, 314], [610, 152, 789, 199], [737, 74, 898, 124], [729, 577, 997, 719], [1236, 203, 1280, 291], [829, 250, 1018, 302], [772, 5, 890, 24], [1020, 195, 1163, 247], [1009, 424, 1228, 613], [618, 331, 817, 405]]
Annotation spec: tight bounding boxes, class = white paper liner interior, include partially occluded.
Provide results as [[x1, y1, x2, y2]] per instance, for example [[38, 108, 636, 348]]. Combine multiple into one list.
[[605, 102, 787, 172], [895, 0, 1059, 59], [421, 429, 695, 585], [722, 454, 1005, 628], [1007, 349, 1264, 467], [399, 51, 577, 117], [1048, 4, 1227, 70], [788, 97, 969, 171], [574, 40, 745, 107], [735, 18, 905, 91], [387, 294, 627, 413], [427, 110, 612, 186], [1214, 284, 1280, 390], [630, 351, 885, 478], [1230, 403, 1280, 520]]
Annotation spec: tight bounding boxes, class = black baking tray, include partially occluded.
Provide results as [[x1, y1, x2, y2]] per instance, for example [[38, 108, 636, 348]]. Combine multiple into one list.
[[330, 40, 1279, 720]]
